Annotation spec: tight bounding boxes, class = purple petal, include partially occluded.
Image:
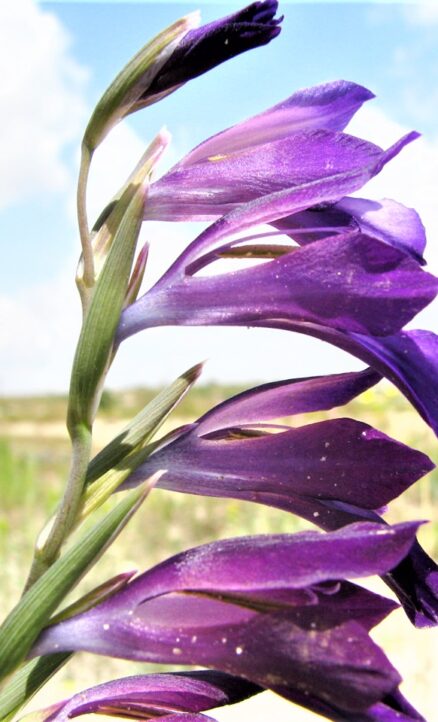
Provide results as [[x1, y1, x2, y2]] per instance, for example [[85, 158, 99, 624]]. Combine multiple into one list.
[[145, 712, 216, 722], [139, 1, 282, 108], [118, 232, 437, 341], [34, 671, 259, 722], [250, 318, 438, 438], [273, 197, 427, 264], [274, 686, 425, 722], [337, 197, 427, 262], [345, 330, 438, 436], [32, 522, 419, 637], [196, 368, 380, 433], [124, 418, 432, 527], [146, 130, 410, 222], [359, 690, 425, 722], [180, 80, 375, 165], [34, 608, 401, 717], [382, 539, 438, 628]]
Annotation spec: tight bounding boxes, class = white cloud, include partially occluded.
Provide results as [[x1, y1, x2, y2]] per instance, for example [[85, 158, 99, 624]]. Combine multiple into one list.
[[0, 260, 81, 395], [0, 0, 87, 210], [404, 3, 438, 25]]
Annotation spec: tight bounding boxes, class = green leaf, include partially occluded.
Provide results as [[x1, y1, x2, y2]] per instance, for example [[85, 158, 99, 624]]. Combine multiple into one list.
[[0, 482, 154, 681], [69, 185, 144, 432]]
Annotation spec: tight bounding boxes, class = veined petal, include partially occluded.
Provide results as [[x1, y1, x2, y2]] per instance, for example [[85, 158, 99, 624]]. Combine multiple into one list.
[[179, 80, 375, 165], [31, 524, 421, 721], [196, 368, 380, 433], [124, 416, 432, 522], [273, 197, 427, 264], [144, 129, 419, 277], [118, 232, 437, 341], [27, 671, 260, 722], [146, 130, 413, 222]]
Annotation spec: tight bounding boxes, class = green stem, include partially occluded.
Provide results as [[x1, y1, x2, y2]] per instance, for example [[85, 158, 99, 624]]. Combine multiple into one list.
[[23, 426, 92, 591], [77, 143, 94, 297]]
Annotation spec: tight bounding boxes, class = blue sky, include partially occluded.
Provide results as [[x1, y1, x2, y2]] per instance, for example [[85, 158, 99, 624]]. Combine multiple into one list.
[[1, 1, 438, 394]]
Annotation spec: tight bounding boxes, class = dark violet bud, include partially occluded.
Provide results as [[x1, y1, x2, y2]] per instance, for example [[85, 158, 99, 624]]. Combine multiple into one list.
[[142, 1, 282, 107]]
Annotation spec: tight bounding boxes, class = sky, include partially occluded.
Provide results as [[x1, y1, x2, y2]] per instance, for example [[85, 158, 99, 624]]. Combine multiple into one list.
[[1, 0, 438, 394]]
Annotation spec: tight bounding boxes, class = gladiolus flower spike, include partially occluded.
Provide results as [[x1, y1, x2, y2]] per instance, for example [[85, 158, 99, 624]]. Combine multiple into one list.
[[31, 523, 425, 722], [9, 7, 437, 722]]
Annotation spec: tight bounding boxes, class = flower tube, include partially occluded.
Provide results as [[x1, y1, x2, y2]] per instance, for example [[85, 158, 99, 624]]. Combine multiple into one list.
[[118, 231, 437, 339]]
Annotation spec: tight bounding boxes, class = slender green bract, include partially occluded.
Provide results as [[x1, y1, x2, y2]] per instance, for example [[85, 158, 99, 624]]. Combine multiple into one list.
[[86, 362, 203, 485], [68, 186, 145, 433], [0, 485, 149, 681]]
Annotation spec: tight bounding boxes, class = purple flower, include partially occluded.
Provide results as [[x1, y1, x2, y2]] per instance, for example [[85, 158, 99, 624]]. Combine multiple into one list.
[[28, 671, 260, 722], [121, 369, 431, 528], [116, 369, 437, 627], [141, 1, 282, 109], [145, 79, 414, 222], [32, 523, 423, 722]]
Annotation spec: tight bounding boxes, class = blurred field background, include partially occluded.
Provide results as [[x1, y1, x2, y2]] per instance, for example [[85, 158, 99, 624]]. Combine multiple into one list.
[[1, 381, 437, 721]]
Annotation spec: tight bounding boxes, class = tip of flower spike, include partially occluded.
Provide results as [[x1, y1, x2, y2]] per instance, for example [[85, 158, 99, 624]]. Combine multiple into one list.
[[145, 1, 282, 100]]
